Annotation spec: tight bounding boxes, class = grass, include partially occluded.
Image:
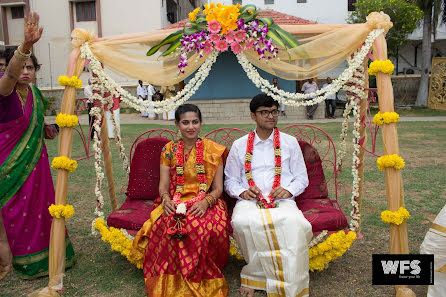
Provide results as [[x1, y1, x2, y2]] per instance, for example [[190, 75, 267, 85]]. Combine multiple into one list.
[[1, 120, 445, 296]]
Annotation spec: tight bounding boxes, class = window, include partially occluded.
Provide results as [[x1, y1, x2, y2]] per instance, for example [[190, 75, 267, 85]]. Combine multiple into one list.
[[265, 0, 274, 4], [296, 0, 307, 3], [232, 0, 242, 5], [11, 6, 24, 19], [348, 0, 357, 11], [76, 1, 96, 22]]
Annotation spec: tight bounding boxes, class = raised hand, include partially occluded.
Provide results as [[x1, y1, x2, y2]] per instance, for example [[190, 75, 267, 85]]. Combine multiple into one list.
[[23, 12, 43, 49]]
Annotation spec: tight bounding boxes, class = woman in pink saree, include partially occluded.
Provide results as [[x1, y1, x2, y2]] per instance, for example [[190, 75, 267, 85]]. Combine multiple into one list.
[[0, 12, 74, 280]]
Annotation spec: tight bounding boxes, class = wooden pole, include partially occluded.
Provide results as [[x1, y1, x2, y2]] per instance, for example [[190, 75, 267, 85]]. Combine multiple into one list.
[[373, 34, 412, 297], [100, 109, 118, 211], [356, 60, 369, 233], [37, 48, 84, 296]]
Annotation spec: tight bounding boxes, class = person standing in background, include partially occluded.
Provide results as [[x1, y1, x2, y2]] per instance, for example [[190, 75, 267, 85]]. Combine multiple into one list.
[[301, 78, 318, 120], [272, 77, 286, 117], [147, 82, 156, 120], [84, 79, 95, 139], [137, 80, 148, 117], [323, 77, 336, 119]]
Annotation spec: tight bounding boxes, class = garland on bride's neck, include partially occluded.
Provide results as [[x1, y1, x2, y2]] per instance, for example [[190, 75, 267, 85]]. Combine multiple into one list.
[[245, 127, 281, 208], [172, 138, 207, 214]]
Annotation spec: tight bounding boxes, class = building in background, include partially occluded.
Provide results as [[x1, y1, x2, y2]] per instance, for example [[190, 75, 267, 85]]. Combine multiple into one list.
[[0, 0, 206, 87]]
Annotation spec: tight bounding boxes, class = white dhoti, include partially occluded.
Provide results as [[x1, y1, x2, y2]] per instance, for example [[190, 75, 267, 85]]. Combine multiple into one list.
[[147, 97, 155, 119], [105, 108, 120, 138], [231, 200, 312, 297], [420, 204, 446, 297], [163, 109, 175, 120]]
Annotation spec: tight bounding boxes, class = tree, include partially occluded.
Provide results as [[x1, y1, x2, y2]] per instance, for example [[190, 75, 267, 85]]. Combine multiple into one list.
[[348, 0, 423, 58], [414, 0, 446, 106]]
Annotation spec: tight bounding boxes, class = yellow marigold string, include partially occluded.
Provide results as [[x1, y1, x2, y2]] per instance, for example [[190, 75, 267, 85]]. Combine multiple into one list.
[[94, 219, 142, 269], [58, 75, 83, 88], [55, 113, 78, 128], [229, 241, 244, 260], [373, 112, 399, 126], [48, 204, 75, 219], [381, 207, 410, 225], [368, 59, 394, 76], [51, 156, 78, 173], [309, 231, 357, 272], [377, 154, 405, 171]]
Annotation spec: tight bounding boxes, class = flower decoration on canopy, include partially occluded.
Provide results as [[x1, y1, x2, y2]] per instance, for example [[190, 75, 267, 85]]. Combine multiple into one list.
[[146, 3, 302, 73]]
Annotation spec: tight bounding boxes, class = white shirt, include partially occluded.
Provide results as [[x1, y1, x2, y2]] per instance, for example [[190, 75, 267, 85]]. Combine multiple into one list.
[[84, 85, 93, 103], [323, 83, 336, 100], [224, 130, 309, 202], [137, 85, 147, 99], [147, 84, 155, 102], [301, 81, 318, 95]]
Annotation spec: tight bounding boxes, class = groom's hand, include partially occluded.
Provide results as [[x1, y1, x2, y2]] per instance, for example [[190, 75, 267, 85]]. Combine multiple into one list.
[[240, 186, 261, 200], [270, 186, 292, 199]]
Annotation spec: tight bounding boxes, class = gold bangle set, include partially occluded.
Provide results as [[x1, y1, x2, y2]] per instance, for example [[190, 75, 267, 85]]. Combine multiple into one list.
[[204, 194, 217, 207], [14, 45, 32, 62]]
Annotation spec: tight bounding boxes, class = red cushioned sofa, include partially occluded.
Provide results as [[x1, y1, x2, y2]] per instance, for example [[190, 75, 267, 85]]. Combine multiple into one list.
[[107, 125, 349, 237]]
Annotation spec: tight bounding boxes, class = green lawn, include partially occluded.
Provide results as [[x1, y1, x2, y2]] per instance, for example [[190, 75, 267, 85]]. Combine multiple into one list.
[[1, 120, 445, 296]]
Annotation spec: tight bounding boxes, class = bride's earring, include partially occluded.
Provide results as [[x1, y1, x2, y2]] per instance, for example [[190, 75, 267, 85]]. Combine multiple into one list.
[[177, 129, 182, 140]]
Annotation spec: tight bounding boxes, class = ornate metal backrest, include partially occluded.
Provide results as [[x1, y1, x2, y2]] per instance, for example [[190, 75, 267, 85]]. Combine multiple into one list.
[[204, 128, 248, 149], [129, 129, 176, 163], [280, 124, 340, 202]]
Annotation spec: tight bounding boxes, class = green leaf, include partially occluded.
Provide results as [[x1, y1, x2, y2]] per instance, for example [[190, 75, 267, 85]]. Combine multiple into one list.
[[146, 29, 184, 56], [258, 17, 274, 27], [240, 4, 256, 15], [266, 28, 287, 49], [274, 26, 301, 48], [160, 37, 182, 57]]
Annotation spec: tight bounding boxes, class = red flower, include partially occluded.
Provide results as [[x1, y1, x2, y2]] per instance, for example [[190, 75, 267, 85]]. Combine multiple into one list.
[[176, 175, 184, 184], [167, 227, 177, 235], [178, 228, 188, 235]]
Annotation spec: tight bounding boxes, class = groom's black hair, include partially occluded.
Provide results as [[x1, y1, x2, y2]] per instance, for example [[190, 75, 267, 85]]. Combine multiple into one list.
[[175, 103, 202, 122], [250, 94, 279, 113]]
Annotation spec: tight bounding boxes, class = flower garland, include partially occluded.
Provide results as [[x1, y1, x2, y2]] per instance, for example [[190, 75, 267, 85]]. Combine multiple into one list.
[[94, 219, 142, 269], [235, 29, 383, 107], [372, 111, 399, 126], [245, 128, 280, 208], [381, 207, 410, 225], [80, 42, 219, 114], [377, 154, 405, 171], [309, 231, 357, 272], [173, 138, 207, 213], [48, 204, 75, 219], [55, 113, 78, 128], [51, 156, 78, 173], [58, 75, 82, 88], [368, 59, 394, 76]]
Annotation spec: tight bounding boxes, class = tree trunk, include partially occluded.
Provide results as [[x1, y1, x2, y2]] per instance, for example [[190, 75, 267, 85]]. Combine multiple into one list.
[[415, 6, 432, 107]]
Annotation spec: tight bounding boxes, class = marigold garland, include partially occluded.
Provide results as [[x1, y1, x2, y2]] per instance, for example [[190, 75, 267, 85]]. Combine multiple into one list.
[[377, 154, 405, 171], [48, 204, 75, 219], [381, 207, 410, 225], [244, 128, 281, 208], [309, 231, 357, 272], [368, 59, 394, 76], [51, 156, 78, 173], [55, 113, 78, 128], [94, 219, 142, 269], [58, 75, 83, 88], [372, 111, 399, 126]]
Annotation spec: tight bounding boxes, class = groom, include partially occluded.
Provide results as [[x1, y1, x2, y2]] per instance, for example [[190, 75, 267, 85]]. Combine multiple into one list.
[[224, 94, 312, 297]]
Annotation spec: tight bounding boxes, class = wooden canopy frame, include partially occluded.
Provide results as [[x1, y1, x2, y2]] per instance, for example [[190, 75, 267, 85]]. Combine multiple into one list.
[[38, 23, 412, 297]]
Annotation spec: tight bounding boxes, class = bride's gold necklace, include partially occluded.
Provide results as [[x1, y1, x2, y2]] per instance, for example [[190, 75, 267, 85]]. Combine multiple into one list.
[[17, 86, 29, 112]]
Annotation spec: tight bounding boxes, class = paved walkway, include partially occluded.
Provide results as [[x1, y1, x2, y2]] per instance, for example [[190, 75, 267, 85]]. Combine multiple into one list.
[[46, 113, 446, 125]]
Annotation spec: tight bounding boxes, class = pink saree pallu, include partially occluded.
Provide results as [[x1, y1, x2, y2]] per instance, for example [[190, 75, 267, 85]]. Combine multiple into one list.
[[0, 85, 75, 279]]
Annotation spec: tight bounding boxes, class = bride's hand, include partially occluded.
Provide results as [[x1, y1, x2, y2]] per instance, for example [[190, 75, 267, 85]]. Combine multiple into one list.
[[162, 199, 175, 216], [189, 200, 209, 218]]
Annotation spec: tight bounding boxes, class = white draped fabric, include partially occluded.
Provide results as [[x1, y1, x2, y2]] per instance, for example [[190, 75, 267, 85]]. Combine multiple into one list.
[[232, 200, 312, 297], [105, 108, 120, 138], [420, 204, 446, 297]]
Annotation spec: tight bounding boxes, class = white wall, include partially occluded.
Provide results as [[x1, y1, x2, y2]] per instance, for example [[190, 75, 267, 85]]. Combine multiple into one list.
[[6, 6, 25, 45]]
